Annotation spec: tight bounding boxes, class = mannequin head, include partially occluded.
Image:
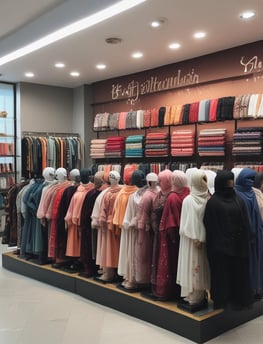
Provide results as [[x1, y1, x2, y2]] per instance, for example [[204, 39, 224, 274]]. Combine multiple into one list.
[[80, 168, 92, 184], [94, 171, 105, 189], [109, 170, 120, 186], [191, 169, 208, 196], [42, 167, 56, 182], [158, 169, 173, 194], [55, 167, 67, 182], [131, 170, 146, 188], [235, 167, 256, 190], [172, 170, 189, 192], [214, 170, 235, 197], [69, 168, 80, 183], [146, 172, 158, 188]]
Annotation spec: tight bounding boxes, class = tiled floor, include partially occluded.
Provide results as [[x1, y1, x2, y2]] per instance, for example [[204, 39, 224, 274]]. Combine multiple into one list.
[[1, 241, 263, 344]]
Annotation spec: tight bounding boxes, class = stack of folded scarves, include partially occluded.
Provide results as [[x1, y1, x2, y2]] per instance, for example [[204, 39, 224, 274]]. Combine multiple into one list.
[[171, 130, 195, 156], [125, 135, 145, 157], [145, 132, 169, 157], [105, 136, 125, 157], [90, 138, 107, 158], [198, 128, 226, 156], [232, 127, 263, 156]]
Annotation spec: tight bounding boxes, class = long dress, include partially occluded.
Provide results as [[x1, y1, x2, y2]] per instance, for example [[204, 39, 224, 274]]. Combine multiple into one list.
[[64, 182, 94, 257], [115, 184, 138, 277], [235, 167, 263, 293], [204, 170, 253, 309], [176, 170, 210, 303], [97, 184, 122, 268], [154, 187, 189, 299], [118, 186, 148, 286], [135, 187, 158, 284]]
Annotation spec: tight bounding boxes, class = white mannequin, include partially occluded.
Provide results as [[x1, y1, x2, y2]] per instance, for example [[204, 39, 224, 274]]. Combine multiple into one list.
[[55, 167, 68, 182], [69, 168, 80, 184], [42, 167, 56, 183], [108, 170, 121, 186], [146, 172, 159, 190]]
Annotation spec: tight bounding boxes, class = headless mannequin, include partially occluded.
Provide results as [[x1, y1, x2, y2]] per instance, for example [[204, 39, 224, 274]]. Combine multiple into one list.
[[97, 170, 122, 282]]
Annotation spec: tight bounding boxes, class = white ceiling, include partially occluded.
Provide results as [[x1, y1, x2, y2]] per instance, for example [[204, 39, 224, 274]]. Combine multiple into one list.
[[0, 0, 262, 88]]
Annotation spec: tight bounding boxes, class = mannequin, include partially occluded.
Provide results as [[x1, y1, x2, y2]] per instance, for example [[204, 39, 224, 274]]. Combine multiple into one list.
[[153, 170, 190, 300], [52, 170, 81, 268], [134, 172, 159, 286], [177, 169, 210, 312], [91, 175, 111, 273], [47, 167, 71, 260], [96, 170, 122, 282], [113, 168, 139, 268], [147, 169, 173, 299], [204, 170, 253, 310], [79, 171, 105, 277], [21, 167, 56, 262], [64, 168, 94, 271], [235, 167, 263, 298], [69, 168, 80, 184], [118, 170, 147, 291]]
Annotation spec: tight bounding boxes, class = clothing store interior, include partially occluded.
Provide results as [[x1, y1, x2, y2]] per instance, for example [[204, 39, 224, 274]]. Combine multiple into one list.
[[1, 1, 263, 343]]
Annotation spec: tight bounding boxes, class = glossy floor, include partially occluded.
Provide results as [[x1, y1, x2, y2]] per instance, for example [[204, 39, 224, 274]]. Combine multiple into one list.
[[1, 241, 263, 344]]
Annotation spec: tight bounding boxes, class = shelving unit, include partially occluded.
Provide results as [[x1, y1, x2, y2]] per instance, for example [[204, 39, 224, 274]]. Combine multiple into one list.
[[0, 82, 17, 237]]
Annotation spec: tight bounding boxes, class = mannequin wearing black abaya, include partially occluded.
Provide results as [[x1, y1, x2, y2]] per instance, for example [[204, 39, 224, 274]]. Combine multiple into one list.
[[203, 170, 253, 310]]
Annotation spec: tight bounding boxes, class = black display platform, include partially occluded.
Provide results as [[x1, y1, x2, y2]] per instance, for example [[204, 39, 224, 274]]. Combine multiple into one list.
[[2, 251, 263, 344]]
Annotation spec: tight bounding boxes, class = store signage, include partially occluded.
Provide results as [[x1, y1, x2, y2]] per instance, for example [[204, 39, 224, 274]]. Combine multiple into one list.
[[111, 68, 199, 104], [92, 40, 263, 106], [240, 55, 263, 74]]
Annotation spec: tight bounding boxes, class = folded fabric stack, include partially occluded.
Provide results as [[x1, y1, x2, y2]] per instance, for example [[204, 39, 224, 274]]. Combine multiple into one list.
[[105, 136, 126, 158], [171, 130, 195, 156], [125, 135, 145, 157], [232, 127, 263, 156], [198, 128, 226, 156], [90, 139, 107, 158], [93, 112, 110, 131], [145, 132, 169, 157]]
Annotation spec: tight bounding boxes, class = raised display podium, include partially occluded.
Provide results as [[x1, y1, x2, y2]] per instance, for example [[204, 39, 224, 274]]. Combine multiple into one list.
[[2, 251, 263, 343]]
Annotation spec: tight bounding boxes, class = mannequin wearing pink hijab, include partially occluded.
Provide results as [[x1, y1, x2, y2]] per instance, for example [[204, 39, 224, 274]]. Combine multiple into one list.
[[142, 169, 173, 300], [153, 170, 190, 300]]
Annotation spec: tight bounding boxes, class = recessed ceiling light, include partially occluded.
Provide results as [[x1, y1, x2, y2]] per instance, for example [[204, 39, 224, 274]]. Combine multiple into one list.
[[150, 17, 167, 28], [105, 37, 122, 44], [55, 62, 65, 68], [132, 51, 143, 59], [193, 31, 206, 39], [96, 64, 106, 70], [70, 71, 80, 77], [25, 72, 34, 78], [240, 11, 256, 19], [0, 0, 146, 66], [169, 42, 181, 50]]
